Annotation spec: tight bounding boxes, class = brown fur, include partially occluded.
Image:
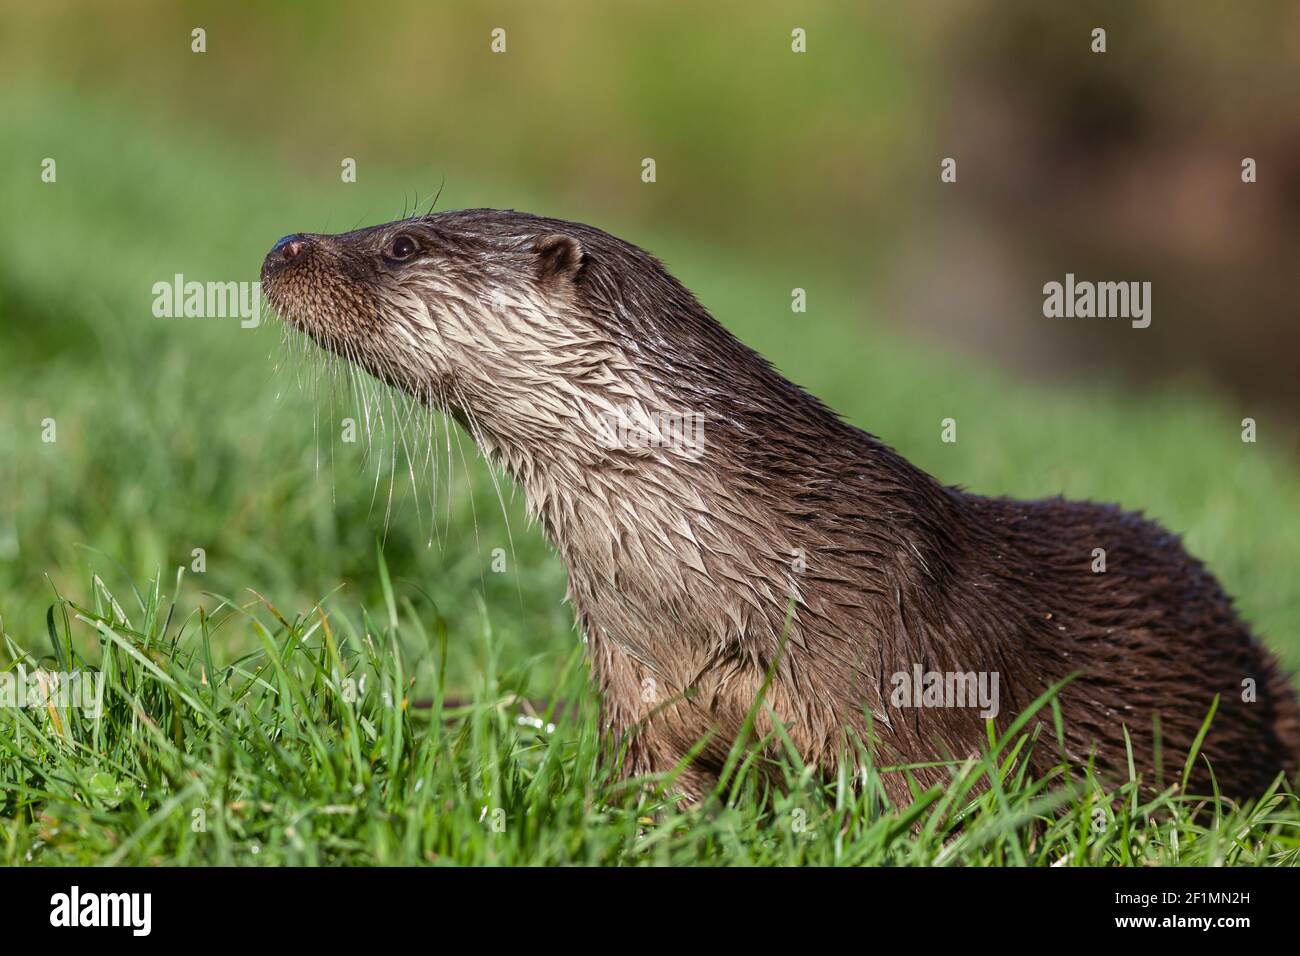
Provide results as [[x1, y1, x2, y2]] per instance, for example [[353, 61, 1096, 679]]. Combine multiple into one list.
[[262, 209, 1300, 804]]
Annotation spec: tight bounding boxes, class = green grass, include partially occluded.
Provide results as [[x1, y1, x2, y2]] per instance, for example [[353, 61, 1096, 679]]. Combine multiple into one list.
[[2, 91, 1299, 865], [4, 564, 1298, 866]]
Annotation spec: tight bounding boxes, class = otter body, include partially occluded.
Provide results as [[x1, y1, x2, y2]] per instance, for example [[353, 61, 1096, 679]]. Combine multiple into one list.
[[262, 209, 1299, 803]]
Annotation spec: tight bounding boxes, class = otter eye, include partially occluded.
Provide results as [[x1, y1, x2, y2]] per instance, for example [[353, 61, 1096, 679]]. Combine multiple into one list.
[[387, 235, 419, 261]]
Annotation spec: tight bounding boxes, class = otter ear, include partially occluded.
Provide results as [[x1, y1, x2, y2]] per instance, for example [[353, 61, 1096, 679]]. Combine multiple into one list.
[[532, 234, 585, 283]]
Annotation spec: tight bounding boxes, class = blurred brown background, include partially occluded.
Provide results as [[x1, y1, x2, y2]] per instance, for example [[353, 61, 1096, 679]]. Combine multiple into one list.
[[4, 0, 1296, 424]]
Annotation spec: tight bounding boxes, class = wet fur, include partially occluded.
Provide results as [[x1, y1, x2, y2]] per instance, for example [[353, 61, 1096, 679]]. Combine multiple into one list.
[[262, 208, 1300, 804]]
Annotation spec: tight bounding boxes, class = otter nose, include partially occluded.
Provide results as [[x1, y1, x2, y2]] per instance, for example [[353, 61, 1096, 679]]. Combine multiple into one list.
[[270, 233, 308, 263]]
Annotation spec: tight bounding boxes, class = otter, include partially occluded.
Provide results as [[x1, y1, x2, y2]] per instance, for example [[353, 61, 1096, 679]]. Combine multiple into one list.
[[261, 209, 1299, 804]]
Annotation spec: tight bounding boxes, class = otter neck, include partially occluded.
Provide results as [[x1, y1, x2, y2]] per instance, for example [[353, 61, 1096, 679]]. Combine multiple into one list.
[[454, 373, 953, 676]]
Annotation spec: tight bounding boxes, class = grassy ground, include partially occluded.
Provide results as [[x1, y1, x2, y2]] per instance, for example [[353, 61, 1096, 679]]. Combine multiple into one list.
[[2, 92, 1299, 865], [3, 559, 1299, 866]]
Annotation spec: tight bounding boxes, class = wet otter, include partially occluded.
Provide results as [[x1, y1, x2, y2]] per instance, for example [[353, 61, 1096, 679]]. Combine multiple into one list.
[[261, 209, 1299, 804]]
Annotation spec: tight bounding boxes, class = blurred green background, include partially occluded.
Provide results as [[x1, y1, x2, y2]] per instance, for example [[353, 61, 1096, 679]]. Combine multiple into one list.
[[2, 0, 1298, 691]]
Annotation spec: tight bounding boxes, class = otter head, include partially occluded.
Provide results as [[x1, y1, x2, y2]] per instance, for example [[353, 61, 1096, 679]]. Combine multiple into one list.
[[263, 207, 763, 514], [260, 209, 606, 443]]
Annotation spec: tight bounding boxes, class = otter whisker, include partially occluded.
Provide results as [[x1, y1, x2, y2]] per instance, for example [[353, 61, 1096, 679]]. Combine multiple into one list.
[[426, 177, 446, 218]]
